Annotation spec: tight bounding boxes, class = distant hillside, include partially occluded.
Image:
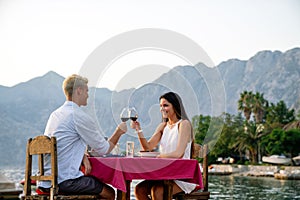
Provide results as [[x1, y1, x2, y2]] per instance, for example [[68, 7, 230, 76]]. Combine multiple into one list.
[[1, 47, 299, 168]]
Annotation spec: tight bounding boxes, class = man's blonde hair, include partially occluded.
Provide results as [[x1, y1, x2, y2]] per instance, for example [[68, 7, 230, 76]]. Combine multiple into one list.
[[62, 74, 88, 99]]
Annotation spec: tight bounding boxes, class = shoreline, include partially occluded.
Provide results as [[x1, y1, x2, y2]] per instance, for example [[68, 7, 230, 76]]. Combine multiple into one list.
[[208, 164, 300, 180]]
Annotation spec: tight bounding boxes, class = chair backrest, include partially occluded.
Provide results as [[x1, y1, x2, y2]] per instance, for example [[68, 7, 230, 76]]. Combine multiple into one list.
[[192, 143, 209, 192], [23, 135, 58, 200]]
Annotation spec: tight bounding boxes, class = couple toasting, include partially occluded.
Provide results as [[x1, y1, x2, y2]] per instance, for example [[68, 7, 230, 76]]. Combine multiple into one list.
[[38, 74, 197, 200]]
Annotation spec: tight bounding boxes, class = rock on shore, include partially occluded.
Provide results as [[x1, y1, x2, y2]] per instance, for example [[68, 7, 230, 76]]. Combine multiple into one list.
[[274, 167, 300, 180], [208, 164, 300, 180]]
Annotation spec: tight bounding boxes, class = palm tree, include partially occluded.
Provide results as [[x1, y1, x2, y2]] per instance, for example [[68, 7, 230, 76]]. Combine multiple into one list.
[[238, 91, 254, 121], [283, 120, 300, 130], [252, 92, 268, 124], [237, 91, 269, 163], [232, 121, 266, 164]]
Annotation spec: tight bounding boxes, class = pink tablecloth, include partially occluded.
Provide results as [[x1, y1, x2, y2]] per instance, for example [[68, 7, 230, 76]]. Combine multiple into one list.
[[89, 157, 203, 192]]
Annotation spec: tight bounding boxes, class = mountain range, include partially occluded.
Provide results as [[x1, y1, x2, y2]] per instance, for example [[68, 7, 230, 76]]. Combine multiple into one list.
[[1, 47, 299, 168]]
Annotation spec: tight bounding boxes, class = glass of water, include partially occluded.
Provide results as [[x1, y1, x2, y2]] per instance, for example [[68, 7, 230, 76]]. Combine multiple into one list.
[[126, 141, 134, 157]]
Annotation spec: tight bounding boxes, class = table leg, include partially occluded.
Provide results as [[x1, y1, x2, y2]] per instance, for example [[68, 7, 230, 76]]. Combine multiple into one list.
[[116, 189, 126, 200], [117, 180, 173, 200], [163, 180, 173, 200], [116, 180, 131, 200]]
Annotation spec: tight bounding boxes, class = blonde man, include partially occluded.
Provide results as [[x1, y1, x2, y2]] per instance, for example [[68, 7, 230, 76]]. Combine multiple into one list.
[[38, 74, 127, 200]]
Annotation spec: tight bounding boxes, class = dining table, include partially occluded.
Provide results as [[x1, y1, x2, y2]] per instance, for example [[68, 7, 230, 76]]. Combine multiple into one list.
[[89, 156, 203, 200]]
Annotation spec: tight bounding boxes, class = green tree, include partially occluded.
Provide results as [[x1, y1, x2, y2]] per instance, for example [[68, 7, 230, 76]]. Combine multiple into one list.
[[192, 114, 233, 164], [238, 91, 254, 121], [192, 93, 298, 165], [238, 91, 268, 123], [192, 114, 211, 143], [237, 91, 269, 164], [207, 114, 232, 160], [283, 129, 300, 158], [266, 100, 295, 127], [261, 128, 285, 155], [262, 128, 300, 165], [252, 92, 268, 124], [231, 121, 266, 164], [212, 113, 245, 163], [192, 113, 247, 164], [228, 113, 248, 163], [192, 114, 213, 163]]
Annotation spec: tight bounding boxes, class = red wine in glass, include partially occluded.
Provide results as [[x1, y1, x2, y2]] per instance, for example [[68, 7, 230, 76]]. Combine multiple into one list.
[[121, 117, 130, 122], [120, 108, 130, 122], [130, 117, 138, 121], [129, 107, 138, 121]]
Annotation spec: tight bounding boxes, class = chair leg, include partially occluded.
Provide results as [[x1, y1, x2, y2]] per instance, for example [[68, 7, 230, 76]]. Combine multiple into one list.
[[174, 194, 185, 200]]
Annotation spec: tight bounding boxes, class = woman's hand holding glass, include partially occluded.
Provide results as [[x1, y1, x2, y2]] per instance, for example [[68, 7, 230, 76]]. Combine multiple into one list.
[[131, 120, 142, 132]]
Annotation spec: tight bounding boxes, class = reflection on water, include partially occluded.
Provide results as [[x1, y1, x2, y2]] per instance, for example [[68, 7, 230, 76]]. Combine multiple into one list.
[[1, 168, 300, 199], [209, 175, 300, 200]]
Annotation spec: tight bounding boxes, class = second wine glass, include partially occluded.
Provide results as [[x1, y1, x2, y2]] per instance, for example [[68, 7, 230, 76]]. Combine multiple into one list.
[[129, 107, 138, 121]]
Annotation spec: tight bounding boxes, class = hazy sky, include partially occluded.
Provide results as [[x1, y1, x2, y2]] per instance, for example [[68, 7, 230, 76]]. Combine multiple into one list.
[[1, 0, 300, 90]]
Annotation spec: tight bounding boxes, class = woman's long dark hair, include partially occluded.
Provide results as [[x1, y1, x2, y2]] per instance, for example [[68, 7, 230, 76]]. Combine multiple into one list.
[[159, 92, 189, 121], [159, 92, 195, 158]]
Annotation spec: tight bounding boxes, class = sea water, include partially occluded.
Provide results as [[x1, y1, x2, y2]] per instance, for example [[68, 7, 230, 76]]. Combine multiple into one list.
[[1, 168, 299, 199]]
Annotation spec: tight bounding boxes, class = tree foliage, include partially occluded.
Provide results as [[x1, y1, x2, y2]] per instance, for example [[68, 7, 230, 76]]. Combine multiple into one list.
[[266, 100, 295, 126], [193, 90, 299, 165], [262, 128, 300, 158], [261, 128, 286, 155]]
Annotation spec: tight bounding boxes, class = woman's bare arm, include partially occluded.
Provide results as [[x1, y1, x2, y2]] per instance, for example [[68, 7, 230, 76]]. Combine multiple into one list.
[[135, 121, 166, 151], [158, 120, 191, 158]]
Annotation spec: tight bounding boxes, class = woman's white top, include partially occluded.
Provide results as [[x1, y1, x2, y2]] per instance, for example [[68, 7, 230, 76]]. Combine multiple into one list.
[[159, 119, 197, 194]]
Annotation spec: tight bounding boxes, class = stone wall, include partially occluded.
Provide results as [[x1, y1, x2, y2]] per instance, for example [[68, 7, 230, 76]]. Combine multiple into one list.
[[275, 166, 300, 180], [244, 165, 279, 177], [208, 164, 300, 179]]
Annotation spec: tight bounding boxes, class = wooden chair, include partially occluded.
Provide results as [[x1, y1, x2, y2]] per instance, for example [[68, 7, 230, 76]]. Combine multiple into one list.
[[173, 144, 210, 200], [21, 135, 100, 200]]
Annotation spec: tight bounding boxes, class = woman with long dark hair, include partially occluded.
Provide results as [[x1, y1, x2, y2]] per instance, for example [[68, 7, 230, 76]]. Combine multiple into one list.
[[132, 92, 196, 200]]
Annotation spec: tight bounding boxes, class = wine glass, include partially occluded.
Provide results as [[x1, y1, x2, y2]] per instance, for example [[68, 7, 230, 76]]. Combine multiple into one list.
[[129, 107, 138, 121], [120, 107, 130, 122]]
